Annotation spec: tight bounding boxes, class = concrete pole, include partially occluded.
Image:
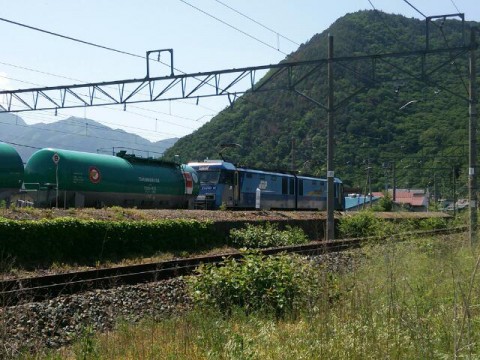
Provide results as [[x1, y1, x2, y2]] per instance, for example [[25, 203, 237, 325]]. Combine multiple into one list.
[[326, 34, 335, 241], [469, 28, 478, 246]]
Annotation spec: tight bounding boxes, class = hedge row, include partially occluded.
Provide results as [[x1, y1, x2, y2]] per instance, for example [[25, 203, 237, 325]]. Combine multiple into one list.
[[0, 217, 221, 267]]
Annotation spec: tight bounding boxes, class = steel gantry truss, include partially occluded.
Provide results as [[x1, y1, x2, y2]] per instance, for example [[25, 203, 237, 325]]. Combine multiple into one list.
[[0, 46, 472, 113], [0, 18, 477, 243]]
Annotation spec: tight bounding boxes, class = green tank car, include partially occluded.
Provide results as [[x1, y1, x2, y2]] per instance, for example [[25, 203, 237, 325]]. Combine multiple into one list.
[[0, 142, 24, 205], [24, 148, 199, 208]]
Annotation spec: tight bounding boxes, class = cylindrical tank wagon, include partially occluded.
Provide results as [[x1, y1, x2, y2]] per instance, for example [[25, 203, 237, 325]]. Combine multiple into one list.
[[24, 148, 199, 208], [0, 142, 24, 206]]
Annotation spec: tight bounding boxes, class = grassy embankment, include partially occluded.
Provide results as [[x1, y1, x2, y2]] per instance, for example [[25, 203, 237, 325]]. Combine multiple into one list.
[[27, 212, 480, 359]]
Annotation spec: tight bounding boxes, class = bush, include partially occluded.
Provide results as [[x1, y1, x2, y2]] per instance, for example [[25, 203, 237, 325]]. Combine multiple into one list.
[[372, 192, 393, 211], [338, 211, 385, 238], [189, 252, 337, 318], [0, 217, 220, 267], [417, 217, 448, 230], [229, 222, 308, 248]]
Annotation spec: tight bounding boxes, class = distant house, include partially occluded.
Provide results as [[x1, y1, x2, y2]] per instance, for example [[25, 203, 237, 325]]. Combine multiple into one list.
[[373, 189, 429, 212]]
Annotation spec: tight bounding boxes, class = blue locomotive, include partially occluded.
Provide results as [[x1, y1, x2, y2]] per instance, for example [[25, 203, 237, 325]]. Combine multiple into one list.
[[187, 160, 344, 210]]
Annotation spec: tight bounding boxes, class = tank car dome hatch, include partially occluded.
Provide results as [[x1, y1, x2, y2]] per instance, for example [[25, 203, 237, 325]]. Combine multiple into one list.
[[0, 142, 24, 201]]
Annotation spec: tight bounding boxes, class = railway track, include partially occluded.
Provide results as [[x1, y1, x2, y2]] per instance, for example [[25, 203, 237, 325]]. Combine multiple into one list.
[[0, 226, 465, 306]]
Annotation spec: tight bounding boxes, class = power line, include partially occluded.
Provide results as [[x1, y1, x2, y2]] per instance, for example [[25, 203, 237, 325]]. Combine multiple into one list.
[[0, 68, 209, 130], [0, 15, 197, 77], [449, 0, 461, 14], [402, 0, 427, 18], [0, 17, 227, 121], [0, 139, 41, 150], [0, 59, 218, 115], [213, 0, 300, 47], [0, 16, 145, 60], [367, 0, 413, 52], [178, 0, 289, 55], [0, 118, 174, 147], [0, 12, 276, 121], [0, 60, 82, 83]]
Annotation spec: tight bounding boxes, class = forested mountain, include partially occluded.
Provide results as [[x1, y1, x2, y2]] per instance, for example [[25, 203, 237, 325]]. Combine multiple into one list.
[[165, 11, 478, 197]]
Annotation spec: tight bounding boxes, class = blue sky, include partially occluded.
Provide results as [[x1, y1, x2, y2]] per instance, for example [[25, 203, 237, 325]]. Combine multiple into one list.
[[0, 0, 478, 142]]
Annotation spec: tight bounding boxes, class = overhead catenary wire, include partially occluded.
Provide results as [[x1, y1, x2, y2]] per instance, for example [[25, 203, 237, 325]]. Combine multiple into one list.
[[0, 15, 227, 93], [0, 14, 288, 141], [0, 64, 216, 134], [0, 16, 145, 61], [0, 118, 177, 148], [0, 15, 236, 126], [0, 73, 199, 131], [367, 0, 413, 52], [213, 0, 300, 47], [449, 0, 461, 14], [178, 0, 289, 56], [402, 0, 427, 18], [0, 59, 217, 115]]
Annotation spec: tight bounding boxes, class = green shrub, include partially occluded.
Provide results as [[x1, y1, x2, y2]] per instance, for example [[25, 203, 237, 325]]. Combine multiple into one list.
[[372, 192, 393, 211], [189, 251, 338, 318], [0, 217, 220, 267], [338, 211, 385, 238], [229, 222, 308, 248], [417, 217, 448, 230]]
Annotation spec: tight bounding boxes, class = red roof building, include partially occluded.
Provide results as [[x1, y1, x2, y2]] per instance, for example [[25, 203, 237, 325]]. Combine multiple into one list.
[[372, 189, 428, 211]]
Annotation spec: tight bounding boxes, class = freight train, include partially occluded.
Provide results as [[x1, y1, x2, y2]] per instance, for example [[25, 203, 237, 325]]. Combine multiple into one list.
[[0, 142, 344, 210], [21, 148, 199, 208], [0, 142, 24, 206], [188, 160, 344, 210]]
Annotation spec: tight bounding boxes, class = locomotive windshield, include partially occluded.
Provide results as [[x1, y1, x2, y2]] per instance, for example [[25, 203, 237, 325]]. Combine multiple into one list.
[[196, 169, 234, 186], [197, 170, 221, 185]]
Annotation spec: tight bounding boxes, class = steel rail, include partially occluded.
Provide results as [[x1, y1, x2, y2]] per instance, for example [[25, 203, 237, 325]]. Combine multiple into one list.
[[0, 226, 466, 306]]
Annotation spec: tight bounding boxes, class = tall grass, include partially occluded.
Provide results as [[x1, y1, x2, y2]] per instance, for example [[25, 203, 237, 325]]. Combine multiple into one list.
[[33, 232, 480, 359]]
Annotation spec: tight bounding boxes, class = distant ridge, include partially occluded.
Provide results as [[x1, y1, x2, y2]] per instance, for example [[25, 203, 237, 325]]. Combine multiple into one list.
[[0, 113, 178, 161]]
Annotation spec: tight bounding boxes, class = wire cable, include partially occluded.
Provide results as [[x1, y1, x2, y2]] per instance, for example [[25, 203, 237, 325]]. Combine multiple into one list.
[[402, 0, 427, 18], [0, 17, 145, 60], [178, 0, 288, 55], [367, 0, 413, 52], [0, 139, 41, 149], [0, 66, 211, 127], [213, 0, 300, 47], [449, 0, 461, 14]]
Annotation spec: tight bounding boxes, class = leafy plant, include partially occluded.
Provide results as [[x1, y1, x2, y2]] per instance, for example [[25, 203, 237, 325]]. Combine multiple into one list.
[[189, 251, 337, 317], [338, 211, 385, 238], [0, 217, 220, 267], [74, 325, 100, 360], [373, 192, 394, 211], [417, 217, 448, 230], [229, 222, 308, 248]]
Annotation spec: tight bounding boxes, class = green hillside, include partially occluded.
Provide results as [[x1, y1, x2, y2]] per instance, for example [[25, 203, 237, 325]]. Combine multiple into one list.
[[165, 10, 478, 198]]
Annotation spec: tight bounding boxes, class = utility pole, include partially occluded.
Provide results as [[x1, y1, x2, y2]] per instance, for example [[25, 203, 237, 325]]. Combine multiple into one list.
[[326, 34, 335, 241], [469, 27, 478, 246], [291, 137, 295, 171], [392, 162, 396, 202], [368, 166, 372, 208], [453, 167, 458, 216]]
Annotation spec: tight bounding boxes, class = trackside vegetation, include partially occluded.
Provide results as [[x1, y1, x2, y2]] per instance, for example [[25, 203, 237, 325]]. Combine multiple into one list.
[[38, 220, 480, 359], [188, 252, 336, 317], [338, 210, 449, 238], [229, 222, 308, 248], [0, 217, 220, 266]]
